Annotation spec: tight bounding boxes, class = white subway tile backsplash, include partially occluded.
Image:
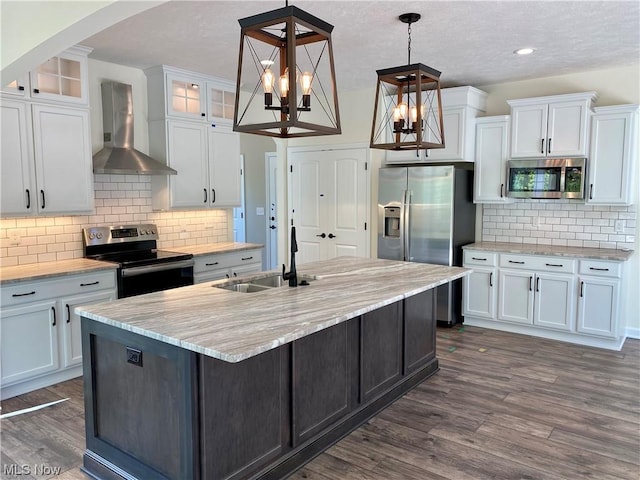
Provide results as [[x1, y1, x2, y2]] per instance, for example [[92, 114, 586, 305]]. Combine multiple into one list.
[[481, 200, 635, 250], [0, 174, 231, 267]]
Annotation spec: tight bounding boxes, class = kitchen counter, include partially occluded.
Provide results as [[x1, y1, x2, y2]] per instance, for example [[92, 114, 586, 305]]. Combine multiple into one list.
[[77, 256, 469, 362], [0, 258, 118, 285], [80, 256, 468, 480], [170, 241, 263, 257], [463, 241, 634, 261]]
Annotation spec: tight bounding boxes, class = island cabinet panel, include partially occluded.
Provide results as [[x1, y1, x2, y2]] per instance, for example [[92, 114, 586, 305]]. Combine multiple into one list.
[[291, 321, 354, 446], [361, 302, 403, 402], [200, 347, 287, 480], [82, 320, 198, 480], [404, 289, 437, 374]]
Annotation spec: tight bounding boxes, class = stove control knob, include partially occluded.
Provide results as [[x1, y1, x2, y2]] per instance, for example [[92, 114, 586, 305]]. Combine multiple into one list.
[[140, 230, 146, 235], [151, 230, 156, 234], [96, 233, 103, 239], [89, 233, 95, 240]]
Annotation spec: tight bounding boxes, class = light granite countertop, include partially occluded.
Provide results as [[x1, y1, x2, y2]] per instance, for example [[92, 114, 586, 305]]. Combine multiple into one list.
[[463, 242, 634, 262], [171, 242, 263, 257], [0, 258, 119, 285], [76, 257, 469, 363]]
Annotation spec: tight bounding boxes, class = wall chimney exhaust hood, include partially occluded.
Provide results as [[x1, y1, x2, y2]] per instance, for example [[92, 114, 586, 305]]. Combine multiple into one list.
[[93, 82, 177, 175]]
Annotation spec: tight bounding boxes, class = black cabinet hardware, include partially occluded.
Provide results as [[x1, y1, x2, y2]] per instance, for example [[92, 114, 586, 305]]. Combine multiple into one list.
[[40, 190, 45, 209], [328, 233, 336, 239], [66, 304, 71, 323], [500, 184, 504, 198], [529, 276, 533, 291], [536, 277, 540, 292], [233, 272, 237, 277], [540, 138, 544, 154], [471, 257, 487, 261], [52, 307, 56, 326], [201, 113, 205, 117], [580, 281, 584, 297], [205, 262, 219, 266], [547, 138, 552, 154], [18, 85, 25, 91], [80, 281, 100, 287], [509, 260, 525, 264], [489, 272, 493, 287], [26, 189, 30, 209], [204, 188, 207, 203], [589, 184, 594, 200], [12, 291, 35, 297], [589, 267, 609, 271], [270, 225, 276, 230], [545, 263, 563, 267], [33, 88, 40, 94], [316, 233, 326, 238], [241, 256, 253, 261], [211, 189, 216, 203]]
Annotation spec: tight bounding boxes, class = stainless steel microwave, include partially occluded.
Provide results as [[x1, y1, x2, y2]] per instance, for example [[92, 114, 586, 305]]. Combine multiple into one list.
[[507, 158, 587, 199]]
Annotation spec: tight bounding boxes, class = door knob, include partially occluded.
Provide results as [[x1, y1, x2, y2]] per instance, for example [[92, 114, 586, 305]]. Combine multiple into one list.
[[328, 233, 336, 239], [316, 233, 326, 238]]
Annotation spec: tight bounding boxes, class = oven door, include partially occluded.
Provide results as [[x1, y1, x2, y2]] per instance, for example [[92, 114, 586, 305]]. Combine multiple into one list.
[[118, 259, 194, 298]]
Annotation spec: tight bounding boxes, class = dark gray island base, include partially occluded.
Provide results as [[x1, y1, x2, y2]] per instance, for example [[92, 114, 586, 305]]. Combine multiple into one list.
[[81, 290, 438, 480]]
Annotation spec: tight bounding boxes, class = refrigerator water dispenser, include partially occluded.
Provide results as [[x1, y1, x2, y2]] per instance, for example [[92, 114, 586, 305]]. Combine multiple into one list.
[[383, 207, 401, 238]]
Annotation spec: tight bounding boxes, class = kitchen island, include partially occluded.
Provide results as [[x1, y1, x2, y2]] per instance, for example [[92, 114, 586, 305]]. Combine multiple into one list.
[[77, 257, 469, 480]]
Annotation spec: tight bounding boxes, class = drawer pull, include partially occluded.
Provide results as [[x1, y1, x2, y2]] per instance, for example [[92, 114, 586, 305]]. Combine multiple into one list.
[[536, 277, 540, 292], [509, 260, 525, 265], [529, 276, 533, 291], [489, 272, 493, 287], [52, 307, 56, 326], [80, 281, 100, 287], [589, 267, 609, 272], [12, 291, 36, 297], [545, 263, 563, 267], [66, 304, 71, 323], [471, 257, 487, 261], [580, 281, 584, 297], [205, 262, 219, 266], [241, 256, 253, 261]]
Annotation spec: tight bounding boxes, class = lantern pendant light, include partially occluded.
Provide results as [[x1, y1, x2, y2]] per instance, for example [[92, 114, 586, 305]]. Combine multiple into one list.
[[370, 13, 445, 152], [233, 2, 341, 138]]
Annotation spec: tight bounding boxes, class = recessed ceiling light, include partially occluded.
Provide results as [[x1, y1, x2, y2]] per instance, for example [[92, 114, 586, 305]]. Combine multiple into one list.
[[514, 47, 535, 55]]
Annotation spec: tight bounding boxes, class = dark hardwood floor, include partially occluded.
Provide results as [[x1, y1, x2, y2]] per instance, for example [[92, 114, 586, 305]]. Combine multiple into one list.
[[2, 326, 639, 480]]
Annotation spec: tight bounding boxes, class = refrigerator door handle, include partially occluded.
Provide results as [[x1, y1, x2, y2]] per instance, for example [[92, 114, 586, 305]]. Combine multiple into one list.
[[403, 189, 411, 261]]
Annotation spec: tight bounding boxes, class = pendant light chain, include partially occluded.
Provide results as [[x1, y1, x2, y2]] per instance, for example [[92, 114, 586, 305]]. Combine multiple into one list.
[[407, 21, 412, 65]]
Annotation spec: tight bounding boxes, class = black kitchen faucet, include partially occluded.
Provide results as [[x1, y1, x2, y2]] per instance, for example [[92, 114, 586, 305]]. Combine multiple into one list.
[[282, 226, 298, 287]]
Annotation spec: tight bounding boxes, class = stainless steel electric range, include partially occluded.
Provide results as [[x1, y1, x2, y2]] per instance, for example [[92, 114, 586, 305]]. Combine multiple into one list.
[[83, 224, 194, 298]]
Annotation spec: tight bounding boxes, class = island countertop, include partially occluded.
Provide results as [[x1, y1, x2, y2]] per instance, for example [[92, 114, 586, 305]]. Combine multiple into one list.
[[77, 257, 469, 363]]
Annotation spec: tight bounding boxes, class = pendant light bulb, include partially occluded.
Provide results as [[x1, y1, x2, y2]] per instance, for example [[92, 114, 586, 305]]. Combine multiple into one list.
[[280, 68, 290, 103], [262, 68, 275, 94], [301, 72, 313, 95]]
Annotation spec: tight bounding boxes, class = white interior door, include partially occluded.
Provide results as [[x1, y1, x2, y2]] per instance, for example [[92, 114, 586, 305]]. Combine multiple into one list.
[[265, 152, 278, 270], [289, 146, 369, 264], [232, 154, 246, 242]]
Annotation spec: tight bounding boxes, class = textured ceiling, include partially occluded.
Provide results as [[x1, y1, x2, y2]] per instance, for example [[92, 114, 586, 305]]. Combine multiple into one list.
[[82, 0, 640, 90]]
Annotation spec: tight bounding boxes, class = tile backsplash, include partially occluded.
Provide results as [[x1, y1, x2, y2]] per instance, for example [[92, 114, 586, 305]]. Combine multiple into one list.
[[0, 174, 229, 267], [482, 200, 636, 250]]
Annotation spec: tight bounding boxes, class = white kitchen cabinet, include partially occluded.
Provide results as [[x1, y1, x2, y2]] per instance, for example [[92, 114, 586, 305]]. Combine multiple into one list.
[[508, 92, 596, 158], [463, 247, 627, 350], [587, 104, 638, 205], [1, 75, 29, 97], [145, 65, 236, 125], [59, 291, 116, 368], [0, 101, 93, 215], [577, 260, 621, 338], [385, 86, 487, 164], [193, 249, 263, 284], [0, 269, 117, 400], [150, 119, 241, 210], [1, 300, 59, 386], [473, 116, 511, 203]]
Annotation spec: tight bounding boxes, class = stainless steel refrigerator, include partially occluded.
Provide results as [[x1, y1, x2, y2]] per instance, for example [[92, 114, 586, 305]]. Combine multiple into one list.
[[377, 165, 476, 325]]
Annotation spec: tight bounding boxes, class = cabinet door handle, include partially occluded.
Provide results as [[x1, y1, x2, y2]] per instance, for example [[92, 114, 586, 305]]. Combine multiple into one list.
[[328, 233, 336, 239], [589, 267, 609, 272], [211, 189, 216, 204], [66, 304, 71, 323], [529, 276, 533, 291], [233, 272, 237, 277], [40, 190, 45, 209], [225, 273, 230, 278], [500, 183, 504, 198], [26, 189, 31, 209], [489, 272, 493, 287], [536, 276, 540, 292], [241, 256, 253, 261], [18, 85, 25, 91], [205, 262, 219, 266], [33, 88, 40, 94], [316, 233, 326, 238], [540, 138, 545, 154], [201, 113, 206, 117], [52, 307, 56, 326], [12, 291, 36, 297], [545, 263, 563, 267], [509, 260, 525, 264], [204, 188, 207, 203], [547, 137, 552, 154], [580, 281, 584, 297], [80, 281, 100, 287], [471, 257, 487, 261], [589, 184, 594, 200]]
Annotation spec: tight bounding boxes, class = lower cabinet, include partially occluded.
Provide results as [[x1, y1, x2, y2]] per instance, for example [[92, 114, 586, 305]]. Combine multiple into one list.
[[0, 270, 117, 399], [463, 249, 625, 350], [193, 248, 263, 283]]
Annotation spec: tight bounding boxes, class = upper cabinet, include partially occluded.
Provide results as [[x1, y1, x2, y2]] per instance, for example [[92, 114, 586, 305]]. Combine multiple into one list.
[[145, 65, 236, 126], [474, 116, 512, 204], [587, 104, 638, 205], [146, 65, 241, 210], [386, 86, 487, 164], [508, 92, 596, 158], [2, 46, 91, 105]]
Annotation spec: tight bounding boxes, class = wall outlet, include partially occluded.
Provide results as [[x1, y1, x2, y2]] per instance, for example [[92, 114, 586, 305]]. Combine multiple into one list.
[[8, 231, 20, 245], [614, 219, 624, 233]]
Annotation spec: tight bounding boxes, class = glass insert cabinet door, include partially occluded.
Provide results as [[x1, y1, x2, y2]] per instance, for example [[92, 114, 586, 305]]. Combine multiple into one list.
[[208, 86, 235, 124], [167, 73, 206, 119], [33, 56, 82, 99]]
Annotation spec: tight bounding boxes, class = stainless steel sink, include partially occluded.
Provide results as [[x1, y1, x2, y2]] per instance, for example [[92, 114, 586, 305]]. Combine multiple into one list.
[[214, 273, 315, 293]]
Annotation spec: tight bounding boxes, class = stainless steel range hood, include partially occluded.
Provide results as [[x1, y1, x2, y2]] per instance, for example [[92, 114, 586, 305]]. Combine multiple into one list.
[[93, 82, 177, 175]]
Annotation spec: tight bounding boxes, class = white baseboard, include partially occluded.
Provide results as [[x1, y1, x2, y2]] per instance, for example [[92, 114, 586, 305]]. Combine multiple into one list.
[[625, 327, 640, 339]]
